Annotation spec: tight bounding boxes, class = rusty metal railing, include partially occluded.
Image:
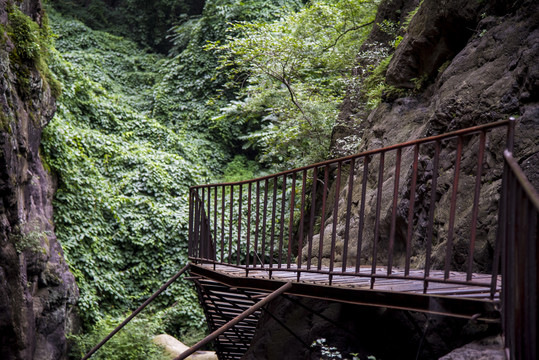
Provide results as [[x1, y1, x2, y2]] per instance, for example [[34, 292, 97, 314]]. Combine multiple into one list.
[[500, 149, 539, 360], [189, 119, 514, 296]]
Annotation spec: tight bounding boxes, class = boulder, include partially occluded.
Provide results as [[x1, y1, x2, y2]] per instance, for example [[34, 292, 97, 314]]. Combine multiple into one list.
[[153, 334, 217, 360]]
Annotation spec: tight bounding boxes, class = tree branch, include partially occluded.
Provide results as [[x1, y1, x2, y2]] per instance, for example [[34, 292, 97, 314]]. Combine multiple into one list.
[[322, 20, 375, 53]]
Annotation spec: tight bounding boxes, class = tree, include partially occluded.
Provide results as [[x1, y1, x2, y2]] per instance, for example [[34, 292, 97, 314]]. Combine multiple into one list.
[[209, 0, 379, 168]]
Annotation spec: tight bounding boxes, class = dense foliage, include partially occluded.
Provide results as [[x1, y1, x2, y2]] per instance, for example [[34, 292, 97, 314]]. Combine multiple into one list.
[[152, 0, 305, 172], [41, 0, 382, 355], [43, 11, 207, 336], [3, 3, 61, 99], [50, 0, 204, 53], [210, 0, 378, 168], [69, 317, 170, 359]]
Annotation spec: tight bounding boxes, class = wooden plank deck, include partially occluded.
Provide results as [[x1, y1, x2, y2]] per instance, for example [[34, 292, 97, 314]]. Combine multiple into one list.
[[197, 263, 501, 300]]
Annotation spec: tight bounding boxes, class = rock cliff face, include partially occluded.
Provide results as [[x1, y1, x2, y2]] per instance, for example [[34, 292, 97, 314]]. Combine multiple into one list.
[[0, 1, 78, 359], [329, 0, 538, 272], [247, 0, 538, 358]]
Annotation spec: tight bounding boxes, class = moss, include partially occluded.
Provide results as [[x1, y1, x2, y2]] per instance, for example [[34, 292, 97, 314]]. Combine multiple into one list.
[[10, 221, 48, 254], [403, 0, 424, 30], [6, 4, 61, 99], [437, 60, 451, 76], [0, 111, 12, 132]]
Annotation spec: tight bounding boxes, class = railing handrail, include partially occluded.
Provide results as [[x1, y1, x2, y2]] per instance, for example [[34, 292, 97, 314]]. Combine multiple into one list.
[[189, 119, 515, 296], [191, 119, 510, 189]]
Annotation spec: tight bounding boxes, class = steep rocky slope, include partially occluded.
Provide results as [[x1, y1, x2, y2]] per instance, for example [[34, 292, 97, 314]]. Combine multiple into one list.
[[247, 0, 538, 358], [0, 1, 77, 359], [330, 0, 538, 273]]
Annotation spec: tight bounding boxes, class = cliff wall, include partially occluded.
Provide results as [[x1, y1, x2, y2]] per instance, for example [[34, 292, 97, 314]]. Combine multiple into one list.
[[0, 1, 77, 359]]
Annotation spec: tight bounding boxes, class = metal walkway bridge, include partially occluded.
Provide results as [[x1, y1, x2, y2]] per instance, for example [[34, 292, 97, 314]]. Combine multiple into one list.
[[82, 119, 538, 360]]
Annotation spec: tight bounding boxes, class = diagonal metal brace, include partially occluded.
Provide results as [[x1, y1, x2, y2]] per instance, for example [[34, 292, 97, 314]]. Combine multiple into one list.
[[82, 264, 191, 360]]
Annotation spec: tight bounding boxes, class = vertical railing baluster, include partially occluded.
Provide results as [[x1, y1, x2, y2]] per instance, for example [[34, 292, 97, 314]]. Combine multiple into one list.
[[246, 183, 252, 271], [371, 152, 385, 289], [278, 175, 287, 268], [188, 189, 194, 259], [220, 186, 225, 264], [269, 177, 278, 271], [207, 186, 212, 260], [194, 189, 200, 260], [525, 192, 537, 360], [329, 162, 342, 284], [356, 156, 369, 274], [287, 173, 297, 268], [307, 167, 318, 270], [318, 165, 330, 271], [444, 136, 463, 280], [213, 186, 217, 263], [254, 181, 260, 267], [492, 148, 510, 299], [506, 163, 517, 359], [405, 145, 419, 276], [342, 159, 355, 273], [237, 184, 243, 265], [201, 187, 206, 259], [424, 141, 440, 293], [261, 179, 269, 267], [297, 169, 307, 281], [388, 148, 402, 275], [518, 186, 529, 359], [467, 131, 486, 281], [228, 185, 234, 264]]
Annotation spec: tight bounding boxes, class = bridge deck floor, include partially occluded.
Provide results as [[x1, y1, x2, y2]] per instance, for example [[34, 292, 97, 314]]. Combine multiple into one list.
[[189, 263, 501, 323], [196, 263, 500, 299]]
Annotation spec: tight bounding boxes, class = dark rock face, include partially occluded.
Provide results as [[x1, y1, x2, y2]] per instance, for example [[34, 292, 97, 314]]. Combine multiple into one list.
[[317, 0, 539, 272], [244, 296, 500, 360], [0, 1, 78, 359], [385, 0, 484, 89], [438, 335, 505, 360], [333, 0, 419, 157]]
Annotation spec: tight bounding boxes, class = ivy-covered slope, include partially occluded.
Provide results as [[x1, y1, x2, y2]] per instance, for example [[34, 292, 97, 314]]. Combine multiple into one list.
[[42, 11, 208, 330]]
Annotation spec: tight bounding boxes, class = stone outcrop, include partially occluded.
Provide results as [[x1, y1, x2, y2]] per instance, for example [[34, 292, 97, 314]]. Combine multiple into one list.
[[153, 334, 217, 360], [0, 1, 78, 359], [438, 335, 505, 360], [243, 296, 500, 359]]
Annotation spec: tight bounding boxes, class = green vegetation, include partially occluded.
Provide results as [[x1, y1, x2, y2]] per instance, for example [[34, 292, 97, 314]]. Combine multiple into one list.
[[151, 0, 305, 172], [69, 316, 169, 360], [211, 0, 378, 168], [43, 10, 207, 333], [50, 0, 204, 53], [311, 338, 377, 360], [35, 0, 393, 355], [10, 220, 50, 254], [6, 4, 61, 98]]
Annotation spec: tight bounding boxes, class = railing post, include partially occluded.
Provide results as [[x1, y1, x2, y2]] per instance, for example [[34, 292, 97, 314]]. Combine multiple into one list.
[[188, 189, 194, 259]]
